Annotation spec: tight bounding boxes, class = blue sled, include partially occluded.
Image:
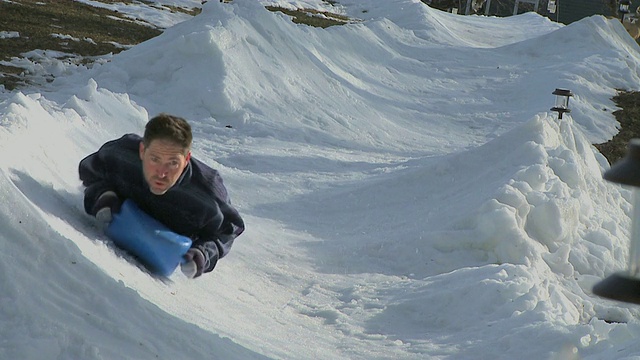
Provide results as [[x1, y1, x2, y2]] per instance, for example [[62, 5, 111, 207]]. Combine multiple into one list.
[[105, 199, 192, 277]]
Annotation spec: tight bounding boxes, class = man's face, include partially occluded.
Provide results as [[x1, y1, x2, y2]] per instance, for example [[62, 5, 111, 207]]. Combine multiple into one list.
[[139, 139, 191, 195]]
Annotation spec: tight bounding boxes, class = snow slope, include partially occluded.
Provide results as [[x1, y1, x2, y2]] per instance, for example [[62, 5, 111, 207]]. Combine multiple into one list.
[[2, 0, 640, 359]]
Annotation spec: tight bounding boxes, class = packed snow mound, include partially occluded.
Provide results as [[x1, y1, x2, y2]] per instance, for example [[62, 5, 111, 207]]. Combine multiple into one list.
[[3, 0, 640, 359], [284, 113, 628, 278], [339, 0, 563, 48], [275, 113, 636, 358], [51, 3, 634, 153]]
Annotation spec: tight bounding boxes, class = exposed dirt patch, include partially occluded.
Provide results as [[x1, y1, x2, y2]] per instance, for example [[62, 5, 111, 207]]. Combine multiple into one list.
[[595, 90, 640, 165], [265, 6, 352, 28], [0, 0, 171, 89]]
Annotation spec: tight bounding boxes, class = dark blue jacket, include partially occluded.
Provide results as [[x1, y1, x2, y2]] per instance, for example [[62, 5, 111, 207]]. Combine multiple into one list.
[[78, 134, 244, 273]]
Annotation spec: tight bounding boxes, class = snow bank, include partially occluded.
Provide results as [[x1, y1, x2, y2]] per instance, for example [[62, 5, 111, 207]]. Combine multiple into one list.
[[2, 0, 640, 358]]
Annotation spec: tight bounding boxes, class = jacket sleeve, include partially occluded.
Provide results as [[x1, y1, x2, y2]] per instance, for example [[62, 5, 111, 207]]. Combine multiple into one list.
[[192, 172, 245, 274], [79, 135, 138, 215], [79, 148, 116, 216], [192, 201, 245, 274]]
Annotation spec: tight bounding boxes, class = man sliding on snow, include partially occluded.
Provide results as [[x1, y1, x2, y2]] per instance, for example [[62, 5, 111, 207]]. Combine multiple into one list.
[[79, 113, 244, 278]]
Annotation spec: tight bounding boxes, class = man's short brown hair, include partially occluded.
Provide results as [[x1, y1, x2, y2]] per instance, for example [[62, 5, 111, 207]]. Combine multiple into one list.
[[143, 113, 193, 152]]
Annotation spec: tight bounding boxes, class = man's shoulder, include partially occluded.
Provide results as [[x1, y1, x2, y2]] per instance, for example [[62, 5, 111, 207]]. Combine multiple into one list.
[[190, 157, 218, 176], [188, 158, 229, 201], [106, 133, 142, 149], [99, 133, 141, 155], [189, 158, 221, 187], [97, 133, 142, 167]]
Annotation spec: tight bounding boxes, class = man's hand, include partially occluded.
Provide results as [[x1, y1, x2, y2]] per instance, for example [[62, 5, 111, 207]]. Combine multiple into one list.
[[92, 191, 121, 224], [181, 248, 206, 279]]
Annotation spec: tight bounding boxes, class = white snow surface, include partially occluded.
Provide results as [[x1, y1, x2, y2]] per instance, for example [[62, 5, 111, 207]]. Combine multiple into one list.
[[2, 0, 640, 359]]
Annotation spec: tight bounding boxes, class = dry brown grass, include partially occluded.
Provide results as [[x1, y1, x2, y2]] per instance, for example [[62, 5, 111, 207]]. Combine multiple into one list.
[[265, 6, 352, 28], [595, 90, 640, 165], [0, 0, 167, 90]]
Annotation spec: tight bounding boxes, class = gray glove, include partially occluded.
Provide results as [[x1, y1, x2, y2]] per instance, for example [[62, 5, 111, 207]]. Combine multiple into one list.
[[181, 248, 206, 279], [92, 191, 121, 224]]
